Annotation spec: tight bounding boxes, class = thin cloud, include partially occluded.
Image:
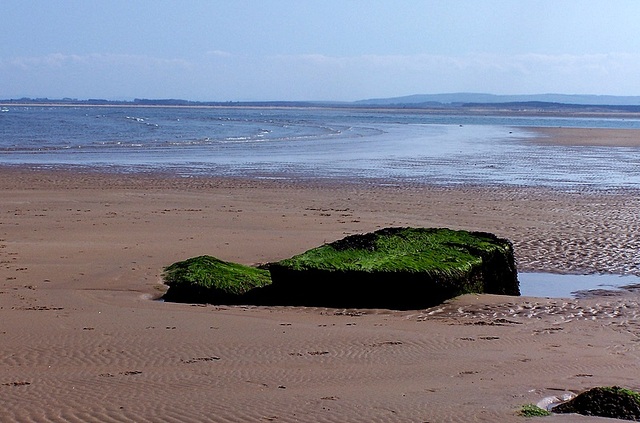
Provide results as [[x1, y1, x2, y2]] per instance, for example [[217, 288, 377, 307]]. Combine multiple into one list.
[[205, 50, 233, 58], [2, 53, 192, 70]]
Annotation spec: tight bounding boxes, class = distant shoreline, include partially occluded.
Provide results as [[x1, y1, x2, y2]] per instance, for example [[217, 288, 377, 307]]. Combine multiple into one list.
[[4, 100, 640, 119]]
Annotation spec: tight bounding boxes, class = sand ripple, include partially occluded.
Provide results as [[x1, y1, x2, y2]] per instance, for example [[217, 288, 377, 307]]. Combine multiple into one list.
[[419, 295, 640, 326], [5, 168, 640, 422]]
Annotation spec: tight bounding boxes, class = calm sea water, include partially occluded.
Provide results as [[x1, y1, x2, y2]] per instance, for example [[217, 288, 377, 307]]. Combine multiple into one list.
[[2, 105, 640, 188], [519, 272, 640, 298]]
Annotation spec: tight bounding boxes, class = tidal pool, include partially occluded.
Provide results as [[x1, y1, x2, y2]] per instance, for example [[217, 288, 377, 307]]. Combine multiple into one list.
[[519, 272, 640, 298]]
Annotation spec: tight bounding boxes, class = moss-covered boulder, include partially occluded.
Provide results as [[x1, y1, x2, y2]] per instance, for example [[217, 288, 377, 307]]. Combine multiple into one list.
[[161, 227, 519, 309], [162, 255, 271, 304], [552, 386, 640, 421], [265, 227, 519, 309]]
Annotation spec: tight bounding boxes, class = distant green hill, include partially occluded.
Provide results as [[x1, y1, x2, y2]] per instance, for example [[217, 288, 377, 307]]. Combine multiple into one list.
[[355, 92, 640, 106]]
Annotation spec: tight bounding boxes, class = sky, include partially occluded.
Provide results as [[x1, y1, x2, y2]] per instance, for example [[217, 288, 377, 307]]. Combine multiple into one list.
[[3, 0, 640, 102]]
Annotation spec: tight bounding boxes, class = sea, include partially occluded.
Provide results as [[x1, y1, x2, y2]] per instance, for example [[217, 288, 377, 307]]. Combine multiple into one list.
[[2, 105, 640, 189]]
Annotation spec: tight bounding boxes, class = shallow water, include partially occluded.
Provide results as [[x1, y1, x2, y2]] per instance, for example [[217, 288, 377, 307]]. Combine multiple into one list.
[[519, 272, 640, 298], [3, 106, 640, 189]]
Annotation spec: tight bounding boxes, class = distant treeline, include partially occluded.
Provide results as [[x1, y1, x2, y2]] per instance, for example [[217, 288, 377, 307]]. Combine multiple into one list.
[[3, 97, 640, 113], [0, 98, 236, 106], [0, 97, 326, 108]]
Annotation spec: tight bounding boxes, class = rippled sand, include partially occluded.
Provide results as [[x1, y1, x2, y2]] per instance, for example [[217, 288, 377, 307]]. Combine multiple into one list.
[[3, 127, 640, 422]]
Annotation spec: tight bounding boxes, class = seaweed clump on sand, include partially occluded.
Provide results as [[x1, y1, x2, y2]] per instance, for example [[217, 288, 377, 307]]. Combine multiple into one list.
[[552, 386, 640, 421], [266, 227, 519, 310], [518, 404, 551, 417], [162, 255, 271, 304]]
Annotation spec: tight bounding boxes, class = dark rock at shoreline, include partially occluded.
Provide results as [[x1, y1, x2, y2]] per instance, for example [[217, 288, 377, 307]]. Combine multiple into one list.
[[552, 386, 640, 421], [264, 227, 519, 309]]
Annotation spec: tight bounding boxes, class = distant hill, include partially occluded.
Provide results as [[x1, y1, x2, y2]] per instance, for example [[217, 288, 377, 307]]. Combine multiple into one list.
[[355, 93, 640, 106]]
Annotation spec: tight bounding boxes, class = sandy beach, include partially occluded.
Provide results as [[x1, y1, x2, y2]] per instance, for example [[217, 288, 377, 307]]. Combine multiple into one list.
[[529, 127, 640, 147], [3, 127, 640, 422]]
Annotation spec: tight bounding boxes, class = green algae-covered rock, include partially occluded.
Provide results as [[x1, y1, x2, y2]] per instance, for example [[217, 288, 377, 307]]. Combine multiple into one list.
[[266, 227, 519, 309], [162, 255, 271, 304], [162, 228, 519, 309], [552, 387, 640, 421]]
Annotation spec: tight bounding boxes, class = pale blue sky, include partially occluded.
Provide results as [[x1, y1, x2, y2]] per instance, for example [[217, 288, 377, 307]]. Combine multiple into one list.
[[2, 1, 640, 101]]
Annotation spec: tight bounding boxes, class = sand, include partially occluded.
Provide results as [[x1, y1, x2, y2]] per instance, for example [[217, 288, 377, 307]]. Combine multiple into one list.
[[3, 127, 640, 422], [529, 126, 640, 147]]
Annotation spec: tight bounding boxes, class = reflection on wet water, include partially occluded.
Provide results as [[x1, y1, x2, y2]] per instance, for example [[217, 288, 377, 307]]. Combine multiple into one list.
[[519, 272, 640, 298], [3, 106, 640, 190]]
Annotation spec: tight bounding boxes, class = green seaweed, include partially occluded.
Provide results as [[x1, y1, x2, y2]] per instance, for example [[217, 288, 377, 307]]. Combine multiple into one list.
[[519, 404, 551, 417], [600, 386, 640, 403], [276, 227, 511, 275], [163, 255, 271, 295]]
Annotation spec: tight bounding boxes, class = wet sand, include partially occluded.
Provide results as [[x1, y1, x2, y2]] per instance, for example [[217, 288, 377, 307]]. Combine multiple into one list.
[[530, 126, 640, 147], [2, 127, 640, 422]]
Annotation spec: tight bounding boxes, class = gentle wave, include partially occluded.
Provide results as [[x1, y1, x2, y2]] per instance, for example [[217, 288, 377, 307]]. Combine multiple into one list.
[[2, 106, 640, 189]]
